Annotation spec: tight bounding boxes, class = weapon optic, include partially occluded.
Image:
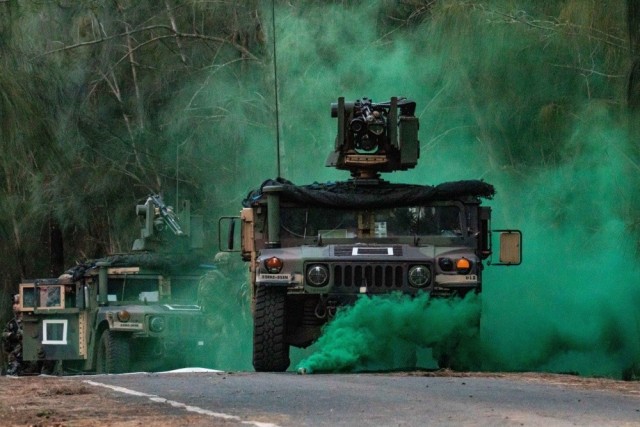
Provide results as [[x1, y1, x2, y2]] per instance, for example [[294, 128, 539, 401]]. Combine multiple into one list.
[[326, 96, 420, 180], [149, 194, 184, 236]]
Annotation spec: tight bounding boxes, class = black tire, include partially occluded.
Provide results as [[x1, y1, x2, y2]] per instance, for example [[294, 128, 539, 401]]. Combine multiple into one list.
[[435, 350, 451, 370], [253, 286, 290, 372], [96, 329, 131, 374]]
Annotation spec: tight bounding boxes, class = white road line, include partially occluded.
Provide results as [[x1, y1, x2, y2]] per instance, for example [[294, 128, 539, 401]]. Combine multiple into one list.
[[84, 380, 281, 427]]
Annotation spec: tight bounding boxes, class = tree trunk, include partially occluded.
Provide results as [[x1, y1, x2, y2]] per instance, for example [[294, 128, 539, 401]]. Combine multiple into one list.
[[49, 215, 64, 277], [627, 0, 640, 110]]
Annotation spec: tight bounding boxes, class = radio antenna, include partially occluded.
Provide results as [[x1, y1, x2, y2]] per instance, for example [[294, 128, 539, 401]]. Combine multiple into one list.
[[271, 0, 282, 178]]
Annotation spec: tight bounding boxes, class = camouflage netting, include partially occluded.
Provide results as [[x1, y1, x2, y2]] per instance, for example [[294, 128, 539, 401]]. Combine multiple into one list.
[[243, 178, 495, 210], [65, 252, 203, 281]]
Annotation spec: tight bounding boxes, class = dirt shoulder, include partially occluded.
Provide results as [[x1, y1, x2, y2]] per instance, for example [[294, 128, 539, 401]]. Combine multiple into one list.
[[0, 375, 227, 427]]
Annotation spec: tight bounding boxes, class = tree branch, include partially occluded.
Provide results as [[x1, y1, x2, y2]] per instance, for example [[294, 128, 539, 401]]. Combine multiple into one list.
[[165, 0, 188, 65], [36, 24, 259, 61], [481, 6, 628, 52]]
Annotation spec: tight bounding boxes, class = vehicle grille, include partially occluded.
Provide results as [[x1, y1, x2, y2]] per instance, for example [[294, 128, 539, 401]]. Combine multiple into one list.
[[165, 314, 205, 337], [332, 263, 405, 289]]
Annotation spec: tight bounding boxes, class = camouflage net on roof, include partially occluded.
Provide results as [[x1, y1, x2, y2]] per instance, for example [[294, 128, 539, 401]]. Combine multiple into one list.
[[64, 252, 203, 281], [243, 178, 495, 210]]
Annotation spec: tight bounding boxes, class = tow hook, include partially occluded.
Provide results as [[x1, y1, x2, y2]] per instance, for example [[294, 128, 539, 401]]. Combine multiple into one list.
[[326, 300, 338, 318], [314, 301, 327, 319]]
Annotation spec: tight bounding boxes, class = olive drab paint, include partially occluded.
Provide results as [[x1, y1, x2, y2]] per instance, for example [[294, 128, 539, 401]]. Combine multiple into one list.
[[17, 195, 210, 374]]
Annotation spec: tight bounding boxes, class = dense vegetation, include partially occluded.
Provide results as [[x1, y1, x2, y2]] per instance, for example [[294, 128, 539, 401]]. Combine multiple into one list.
[[1, 0, 639, 328]]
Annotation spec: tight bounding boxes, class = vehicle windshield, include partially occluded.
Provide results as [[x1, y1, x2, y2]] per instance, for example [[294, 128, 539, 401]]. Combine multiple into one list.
[[107, 278, 159, 303], [105, 276, 199, 304], [280, 205, 463, 240]]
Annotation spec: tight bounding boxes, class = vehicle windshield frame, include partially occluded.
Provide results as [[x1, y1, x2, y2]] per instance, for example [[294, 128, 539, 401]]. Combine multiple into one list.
[[278, 201, 468, 244]]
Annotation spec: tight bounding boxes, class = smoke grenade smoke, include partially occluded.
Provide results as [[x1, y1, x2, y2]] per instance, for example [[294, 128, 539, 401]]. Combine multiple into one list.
[[297, 292, 482, 373]]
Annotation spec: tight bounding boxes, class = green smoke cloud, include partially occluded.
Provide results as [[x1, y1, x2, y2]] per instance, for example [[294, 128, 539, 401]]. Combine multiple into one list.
[[297, 292, 482, 373], [479, 101, 640, 378]]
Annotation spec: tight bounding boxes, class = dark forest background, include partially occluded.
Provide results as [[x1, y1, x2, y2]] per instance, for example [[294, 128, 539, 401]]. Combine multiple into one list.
[[1, 0, 640, 332]]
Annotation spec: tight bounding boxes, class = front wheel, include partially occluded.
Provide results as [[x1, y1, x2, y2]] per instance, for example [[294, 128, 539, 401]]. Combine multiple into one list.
[[96, 329, 131, 374], [253, 286, 290, 372]]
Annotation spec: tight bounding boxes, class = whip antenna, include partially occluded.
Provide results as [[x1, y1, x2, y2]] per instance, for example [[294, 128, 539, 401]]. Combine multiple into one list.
[[271, 0, 282, 178]]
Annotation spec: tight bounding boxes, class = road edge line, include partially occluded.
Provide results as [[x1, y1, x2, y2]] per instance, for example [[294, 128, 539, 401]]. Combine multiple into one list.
[[83, 379, 280, 427]]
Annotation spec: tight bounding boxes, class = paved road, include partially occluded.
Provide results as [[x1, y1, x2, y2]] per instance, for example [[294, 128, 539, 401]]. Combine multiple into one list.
[[84, 371, 640, 426]]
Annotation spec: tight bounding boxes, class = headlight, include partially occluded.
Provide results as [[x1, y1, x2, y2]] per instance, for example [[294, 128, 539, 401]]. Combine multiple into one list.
[[306, 264, 330, 287], [408, 265, 431, 288], [149, 316, 165, 333]]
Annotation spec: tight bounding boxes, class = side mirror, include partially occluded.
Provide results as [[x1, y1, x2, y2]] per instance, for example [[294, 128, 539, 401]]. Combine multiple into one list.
[[491, 230, 522, 266], [228, 219, 236, 250], [218, 216, 240, 252]]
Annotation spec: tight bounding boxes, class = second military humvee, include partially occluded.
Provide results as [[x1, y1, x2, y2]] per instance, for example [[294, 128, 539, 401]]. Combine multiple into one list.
[[18, 195, 209, 374]]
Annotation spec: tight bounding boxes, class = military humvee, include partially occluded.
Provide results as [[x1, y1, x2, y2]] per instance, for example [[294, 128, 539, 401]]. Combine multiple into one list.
[[222, 97, 522, 372], [17, 195, 208, 374]]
